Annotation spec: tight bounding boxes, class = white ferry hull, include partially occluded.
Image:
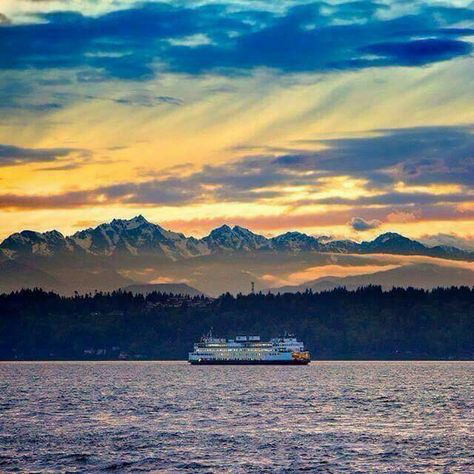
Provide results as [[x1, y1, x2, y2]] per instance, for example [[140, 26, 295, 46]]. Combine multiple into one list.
[[189, 359, 310, 365]]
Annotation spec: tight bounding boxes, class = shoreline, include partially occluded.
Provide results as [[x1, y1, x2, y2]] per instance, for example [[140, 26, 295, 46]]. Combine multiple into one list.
[[1, 358, 473, 362]]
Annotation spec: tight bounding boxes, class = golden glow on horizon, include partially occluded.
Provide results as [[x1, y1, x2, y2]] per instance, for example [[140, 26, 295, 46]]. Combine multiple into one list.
[[0, 56, 473, 240]]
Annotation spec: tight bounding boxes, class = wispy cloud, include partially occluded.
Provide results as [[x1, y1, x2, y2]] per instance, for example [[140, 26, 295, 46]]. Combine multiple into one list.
[[419, 233, 474, 251], [0, 144, 89, 167]]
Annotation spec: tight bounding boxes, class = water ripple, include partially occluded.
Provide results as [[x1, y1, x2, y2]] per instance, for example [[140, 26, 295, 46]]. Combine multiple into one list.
[[0, 361, 473, 473]]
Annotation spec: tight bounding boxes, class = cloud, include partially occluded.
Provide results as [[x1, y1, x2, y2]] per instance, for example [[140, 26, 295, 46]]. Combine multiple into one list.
[[305, 192, 473, 207], [0, 125, 472, 218], [419, 233, 474, 251], [72, 219, 102, 229], [0, 13, 11, 25], [288, 126, 474, 187], [87, 93, 183, 107], [285, 263, 401, 286], [35, 162, 84, 171], [386, 211, 419, 224], [0, 190, 94, 209], [2, 102, 63, 112], [0, 2, 473, 82], [349, 217, 382, 231], [0, 75, 65, 112], [0, 144, 89, 167], [361, 38, 473, 67]]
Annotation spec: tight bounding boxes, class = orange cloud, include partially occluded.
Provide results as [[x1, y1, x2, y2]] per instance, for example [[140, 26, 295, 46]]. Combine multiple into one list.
[[386, 211, 419, 223]]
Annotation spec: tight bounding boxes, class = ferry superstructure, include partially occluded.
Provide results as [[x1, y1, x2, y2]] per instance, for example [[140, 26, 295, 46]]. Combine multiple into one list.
[[188, 333, 310, 365]]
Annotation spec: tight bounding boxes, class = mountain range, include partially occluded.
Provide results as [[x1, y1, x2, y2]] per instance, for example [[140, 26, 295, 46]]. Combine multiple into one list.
[[1, 215, 472, 261], [0, 215, 472, 295]]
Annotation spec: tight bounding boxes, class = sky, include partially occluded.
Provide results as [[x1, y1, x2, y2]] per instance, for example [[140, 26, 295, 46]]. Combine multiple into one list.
[[0, 0, 473, 246]]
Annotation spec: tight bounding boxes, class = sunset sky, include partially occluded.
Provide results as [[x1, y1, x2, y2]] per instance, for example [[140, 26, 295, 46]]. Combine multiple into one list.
[[0, 0, 473, 246]]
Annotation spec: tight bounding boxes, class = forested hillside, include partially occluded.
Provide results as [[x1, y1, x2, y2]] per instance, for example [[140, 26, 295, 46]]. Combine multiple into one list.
[[0, 286, 473, 360]]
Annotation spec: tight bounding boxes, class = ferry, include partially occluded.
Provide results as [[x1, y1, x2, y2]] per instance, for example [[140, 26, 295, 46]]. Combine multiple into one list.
[[188, 332, 310, 365]]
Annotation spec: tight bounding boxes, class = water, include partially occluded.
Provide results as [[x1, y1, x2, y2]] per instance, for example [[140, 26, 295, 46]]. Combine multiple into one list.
[[0, 362, 473, 473]]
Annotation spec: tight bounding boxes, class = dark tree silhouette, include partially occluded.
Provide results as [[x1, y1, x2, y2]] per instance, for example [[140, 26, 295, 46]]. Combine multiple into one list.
[[0, 286, 473, 360]]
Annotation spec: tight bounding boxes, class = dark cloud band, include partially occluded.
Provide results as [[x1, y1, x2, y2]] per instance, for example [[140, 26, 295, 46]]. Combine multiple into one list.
[[0, 2, 472, 81], [0, 127, 472, 227], [0, 144, 89, 167]]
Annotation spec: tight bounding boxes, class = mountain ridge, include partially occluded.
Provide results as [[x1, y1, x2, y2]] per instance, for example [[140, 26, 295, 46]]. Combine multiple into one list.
[[0, 216, 472, 295], [1, 215, 472, 262]]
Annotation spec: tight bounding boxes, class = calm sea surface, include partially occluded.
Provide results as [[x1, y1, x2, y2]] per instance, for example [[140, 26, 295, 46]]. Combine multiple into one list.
[[0, 361, 473, 473]]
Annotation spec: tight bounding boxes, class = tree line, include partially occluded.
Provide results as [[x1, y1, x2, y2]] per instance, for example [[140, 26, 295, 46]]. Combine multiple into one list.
[[0, 286, 473, 360]]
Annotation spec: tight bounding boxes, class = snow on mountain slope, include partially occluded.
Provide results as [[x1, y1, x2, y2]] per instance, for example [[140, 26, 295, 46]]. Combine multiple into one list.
[[269, 232, 321, 252], [69, 215, 207, 259], [0, 216, 472, 262], [0, 230, 73, 258]]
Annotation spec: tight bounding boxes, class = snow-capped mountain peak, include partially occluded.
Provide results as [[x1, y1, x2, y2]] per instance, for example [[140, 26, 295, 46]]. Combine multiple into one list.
[[361, 232, 425, 253], [270, 231, 320, 252], [203, 224, 269, 252], [111, 215, 151, 231], [372, 232, 406, 244], [69, 216, 194, 258], [0, 229, 71, 257]]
